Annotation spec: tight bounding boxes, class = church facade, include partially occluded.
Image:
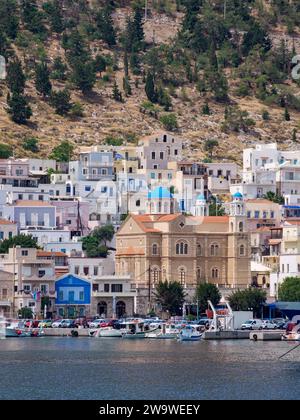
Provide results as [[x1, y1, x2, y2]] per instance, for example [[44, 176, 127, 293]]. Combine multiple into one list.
[[115, 192, 251, 311]]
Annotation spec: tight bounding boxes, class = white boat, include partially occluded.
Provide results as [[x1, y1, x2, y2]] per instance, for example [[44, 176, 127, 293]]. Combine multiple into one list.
[[178, 325, 202, 341], [282, 323, 300, 341], [91, 327, 123, 338], [146, 323, 182, 339]]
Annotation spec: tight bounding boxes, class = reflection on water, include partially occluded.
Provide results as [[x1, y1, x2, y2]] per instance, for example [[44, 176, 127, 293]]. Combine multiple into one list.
[[0, 337, 300, 400]]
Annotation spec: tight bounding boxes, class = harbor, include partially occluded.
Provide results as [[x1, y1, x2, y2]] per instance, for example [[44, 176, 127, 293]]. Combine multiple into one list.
[[0, 337, 299, 400]]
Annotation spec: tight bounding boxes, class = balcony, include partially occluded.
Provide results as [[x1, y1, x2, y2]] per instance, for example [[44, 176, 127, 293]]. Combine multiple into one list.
[[0, 299, 11, 307], [92, 290, 136, 298]]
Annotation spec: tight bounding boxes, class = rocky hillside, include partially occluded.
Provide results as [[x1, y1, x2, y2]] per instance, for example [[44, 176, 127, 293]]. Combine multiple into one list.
[[0, 0, 300, 163]]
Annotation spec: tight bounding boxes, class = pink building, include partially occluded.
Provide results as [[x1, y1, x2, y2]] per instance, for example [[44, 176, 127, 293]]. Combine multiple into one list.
[[52, 199, 90, 236]]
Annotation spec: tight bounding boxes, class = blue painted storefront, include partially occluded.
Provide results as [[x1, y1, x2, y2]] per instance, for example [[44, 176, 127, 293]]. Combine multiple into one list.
[[55, 274, 91, 318]]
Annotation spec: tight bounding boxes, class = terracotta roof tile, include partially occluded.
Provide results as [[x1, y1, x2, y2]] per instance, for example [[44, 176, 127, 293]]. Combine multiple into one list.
[[37, 251, 67, 257], [116, 247, 145, 256], [0, 219, 16, 225]]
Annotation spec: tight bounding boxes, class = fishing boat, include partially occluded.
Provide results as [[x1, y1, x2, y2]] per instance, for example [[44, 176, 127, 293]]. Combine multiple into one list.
[[178, 325, 202, 342], [146, 323, 182, 339], [90, 327, 123, 338], [121, 319, 159, 339]]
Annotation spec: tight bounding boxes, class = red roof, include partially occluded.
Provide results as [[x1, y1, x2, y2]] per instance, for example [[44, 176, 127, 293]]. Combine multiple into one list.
[[37, 251, 67, 257]]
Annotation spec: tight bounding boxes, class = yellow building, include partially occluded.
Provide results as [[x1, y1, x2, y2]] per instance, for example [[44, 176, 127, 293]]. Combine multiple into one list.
[[115, 194, 251, 314]]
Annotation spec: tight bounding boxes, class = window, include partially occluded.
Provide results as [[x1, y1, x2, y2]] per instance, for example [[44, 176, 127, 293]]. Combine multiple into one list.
[[151, 152, 156, 160], [239, 245, 245, 256], [83, 267, 89, 276], [79, 291, 84, 301], [212, 268, 219, 279], [111, 284, 123, 293], [59, 290, 64, 301], [247, 211, 251, 218], [271, 211, 275, 218], [93, 284, 99, 292], [263, 211, 267, 219], [2, 288, 7, 299], [174, 150, 178, 156], [24, 285, 31, 292], [18, 194, 23, 200], [254, 211, 260, 219], [22, 250, 28, 256], [0, 232, 3, 240], [8, 231, 13, 239], [179, 268, 186, 285], [68, 291, 75, 302], [136, 200, 141, 207], [152, 243, 158, 255], [197, 244, 202, 256], [104, 284, 110, 292], [74, 266, 79, 275], [94, 266, 98, 276], [85, 186, 91, 192], [160, 152, 164, 160], [38, 195, 43, 201], [40, 285, 48, 294], [176, 242, 188, 255], [210, 244, 219, 256], [239, 222, 243, 233], [38, 270, 46, 278]]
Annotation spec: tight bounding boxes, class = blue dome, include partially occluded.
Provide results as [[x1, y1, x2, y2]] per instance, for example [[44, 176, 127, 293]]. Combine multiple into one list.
[[148, 187, 173, 199], [196, 194, 206, 202], [233, 192, 243, 199]]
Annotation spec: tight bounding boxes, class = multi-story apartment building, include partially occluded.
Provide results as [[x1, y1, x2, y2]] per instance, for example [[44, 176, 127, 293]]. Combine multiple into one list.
[[0, 248, 65, 317], [137, 132, 183, 170]]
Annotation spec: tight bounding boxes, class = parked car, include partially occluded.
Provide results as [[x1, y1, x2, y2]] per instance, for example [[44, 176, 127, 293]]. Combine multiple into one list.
[[89, 319, 110, 328], [52, 319, 64, 328], [241, 319, 263, 330], [272, 318, 287, 329], [38, 319, 53, 328], [61, 319, 77, 328], [261, 320, 278, 330]]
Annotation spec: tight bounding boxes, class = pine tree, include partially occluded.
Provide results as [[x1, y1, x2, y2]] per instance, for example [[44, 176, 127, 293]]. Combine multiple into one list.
[[124, 51, 129, 78], [51, 57, 67, 81], [123, 77, 132, 96], [7, 59, 26, 94], [35, 62, 52, 97], [71, 61, 96, 94], [50, 89, 72, 116], [95, 7, 116, 47], [130, 52, 141, 75], [43, 0, 65, 34], [133, 7, 144, 47], [21, 0, 46, 35], [0, 30, 9, 58], [202, 102, 210, 115], [62, 30, 90, 66], [7, 91, 32, 124], [145, 72, 157, 103], [112, 80, 123, 102], [93, 55, 106, 76], [0, 0, 19, 39], [292, 128, 297, 142], [284, 107, 291, 121]]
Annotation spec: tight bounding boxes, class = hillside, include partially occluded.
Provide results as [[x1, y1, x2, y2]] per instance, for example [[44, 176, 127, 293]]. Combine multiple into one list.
[[1, 0, 300, 163]]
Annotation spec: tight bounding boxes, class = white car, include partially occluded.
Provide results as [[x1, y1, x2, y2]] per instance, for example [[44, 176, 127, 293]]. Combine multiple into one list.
[[261, 320, 278, 330], [51, 319, 64, 328], [241, 319, 263, 330]]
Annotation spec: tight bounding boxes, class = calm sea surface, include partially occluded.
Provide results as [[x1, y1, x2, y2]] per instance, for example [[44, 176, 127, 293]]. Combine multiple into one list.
[[0, 337, 300, 400]]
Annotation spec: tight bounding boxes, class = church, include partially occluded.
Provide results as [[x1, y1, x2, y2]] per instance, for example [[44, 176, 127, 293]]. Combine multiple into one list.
[[115, 190, 251, 309]]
